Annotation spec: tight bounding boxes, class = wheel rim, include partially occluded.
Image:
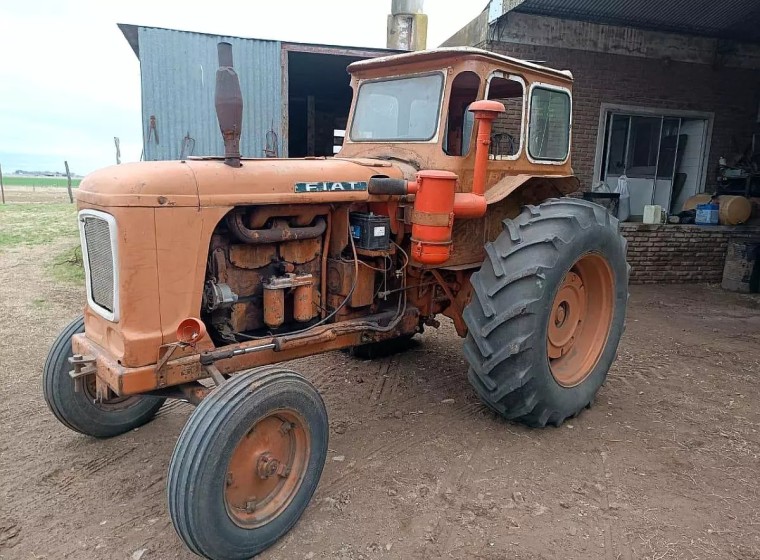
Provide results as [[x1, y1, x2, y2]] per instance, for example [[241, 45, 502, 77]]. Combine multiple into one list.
[[83, 376, 139, 410], [547, 253, 615, 387], [224, 410, 310, 528]]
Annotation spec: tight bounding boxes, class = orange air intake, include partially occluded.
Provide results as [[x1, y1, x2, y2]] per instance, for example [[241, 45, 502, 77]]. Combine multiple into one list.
[[408, 101, 505, 265], [410, 170, 457, 265]]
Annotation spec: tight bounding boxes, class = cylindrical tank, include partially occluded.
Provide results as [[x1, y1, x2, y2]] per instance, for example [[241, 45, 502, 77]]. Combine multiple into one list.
[[263, 287, 285, 328], [718, 195, 752, 225], [410, 170, 457, 265], [293, 284, 314, 322]]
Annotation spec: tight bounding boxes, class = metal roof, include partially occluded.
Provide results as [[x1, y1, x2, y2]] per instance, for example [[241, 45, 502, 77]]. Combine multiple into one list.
[[510, 0, 760, 43], [348, 46, 574, 81], [118, 24, 396, 59]]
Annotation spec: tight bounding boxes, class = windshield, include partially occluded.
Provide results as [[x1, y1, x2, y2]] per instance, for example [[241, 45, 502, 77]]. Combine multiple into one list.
[[350, 73, 444, 142]]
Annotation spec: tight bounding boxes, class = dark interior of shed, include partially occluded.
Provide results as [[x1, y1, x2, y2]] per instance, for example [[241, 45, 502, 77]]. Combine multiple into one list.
[[287, 51, 365, 157]]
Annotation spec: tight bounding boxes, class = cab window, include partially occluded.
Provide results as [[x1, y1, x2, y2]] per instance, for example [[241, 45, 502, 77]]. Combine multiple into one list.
[[528, 87, 571, 161], [350, 73, 444, 142], [485, 73, 524, 159], [443, 71, 481, 156]]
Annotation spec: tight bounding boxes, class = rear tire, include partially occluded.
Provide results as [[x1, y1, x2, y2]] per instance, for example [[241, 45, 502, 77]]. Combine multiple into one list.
[[463, 198, 628, 427], [42, 316, 165, 438], [168, 367, 328, 560]]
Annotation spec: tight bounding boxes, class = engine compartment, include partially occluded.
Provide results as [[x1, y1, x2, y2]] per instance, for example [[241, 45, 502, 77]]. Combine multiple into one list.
[[202, 204, 407, 345]]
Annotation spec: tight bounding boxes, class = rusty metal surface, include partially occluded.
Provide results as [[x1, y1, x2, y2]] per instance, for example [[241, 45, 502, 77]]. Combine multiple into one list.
[[484, 174, 578, 204], [227, 211, 327, 244], [279, 238, 321, 264], [71, 308, 420, 396], [263, 287, 285, 328], [293, 284, 315, 322], [347, 46, 573, 80]]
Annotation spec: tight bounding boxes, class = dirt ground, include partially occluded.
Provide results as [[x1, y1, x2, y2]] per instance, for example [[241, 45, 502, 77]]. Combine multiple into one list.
[[1, 240, 760, 560]]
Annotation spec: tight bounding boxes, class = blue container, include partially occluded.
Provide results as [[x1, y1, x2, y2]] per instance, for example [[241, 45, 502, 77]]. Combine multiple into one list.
[[695, 203, 719, 225]]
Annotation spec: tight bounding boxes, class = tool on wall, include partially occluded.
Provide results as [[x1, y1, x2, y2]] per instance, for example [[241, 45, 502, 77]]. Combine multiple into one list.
[[147, 115, 159, 145], [180, 132, 196, 160], [264, 122, 279, 158]]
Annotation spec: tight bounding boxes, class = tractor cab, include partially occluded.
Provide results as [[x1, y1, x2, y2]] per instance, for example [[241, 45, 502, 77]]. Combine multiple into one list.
[[338, 47, 576, 185]]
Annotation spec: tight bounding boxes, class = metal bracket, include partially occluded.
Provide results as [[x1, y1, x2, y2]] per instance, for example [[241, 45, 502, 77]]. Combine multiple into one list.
[[68, 354, 96, 393], [205, 364, 227, 386]]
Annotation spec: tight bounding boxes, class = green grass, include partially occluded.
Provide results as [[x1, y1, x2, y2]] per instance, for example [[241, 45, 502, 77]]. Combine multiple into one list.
[[0, 203, 78, 247], [47, 245, 85, 284], [2, 176, 81, 188]]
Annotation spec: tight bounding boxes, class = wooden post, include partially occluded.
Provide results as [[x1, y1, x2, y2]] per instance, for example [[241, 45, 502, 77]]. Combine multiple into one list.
[[64, 161, 73, 203], [0, 163, 5, 204]]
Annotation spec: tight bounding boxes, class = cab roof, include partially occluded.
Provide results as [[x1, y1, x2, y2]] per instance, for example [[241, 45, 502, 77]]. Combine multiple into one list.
[[347, 47, 573, 82]]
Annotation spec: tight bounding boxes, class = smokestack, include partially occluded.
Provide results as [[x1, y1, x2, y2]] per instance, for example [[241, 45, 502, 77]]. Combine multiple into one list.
[[387, 0, 428, 51], [215, 42, 243, 168]]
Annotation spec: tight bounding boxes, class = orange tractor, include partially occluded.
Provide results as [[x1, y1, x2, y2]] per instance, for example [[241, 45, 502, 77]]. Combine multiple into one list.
[[44, 44, 628, 559]]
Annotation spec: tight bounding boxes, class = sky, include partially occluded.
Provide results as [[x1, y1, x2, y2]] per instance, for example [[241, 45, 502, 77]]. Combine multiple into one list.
[[0, 0, 486, 176]]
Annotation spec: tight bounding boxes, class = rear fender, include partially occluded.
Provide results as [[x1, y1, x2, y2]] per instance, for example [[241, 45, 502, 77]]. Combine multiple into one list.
[[485, 174, 580, 205]]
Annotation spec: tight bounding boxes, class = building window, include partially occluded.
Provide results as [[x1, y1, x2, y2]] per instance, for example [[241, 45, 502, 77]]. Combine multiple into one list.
[[443, 71, 481, 156], [350, 73, 444, 142], [485, 73, 524, 159], [529, 87, 571, 161]]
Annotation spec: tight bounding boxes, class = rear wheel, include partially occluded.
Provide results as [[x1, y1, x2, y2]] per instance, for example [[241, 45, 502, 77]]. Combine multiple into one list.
[[42, 316, 165, 438], [168, 367, 328, 560], [463, 198, 628, 427]]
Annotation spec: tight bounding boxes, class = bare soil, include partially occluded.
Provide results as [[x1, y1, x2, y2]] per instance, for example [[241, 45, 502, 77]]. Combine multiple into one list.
[[1, 242, 760, 560]]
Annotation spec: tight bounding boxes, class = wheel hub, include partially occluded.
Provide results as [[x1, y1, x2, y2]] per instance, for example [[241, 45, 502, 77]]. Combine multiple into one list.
[[547, 254, 615, 387], [547, 272, 585, 358], [224, 410, 309, 528]]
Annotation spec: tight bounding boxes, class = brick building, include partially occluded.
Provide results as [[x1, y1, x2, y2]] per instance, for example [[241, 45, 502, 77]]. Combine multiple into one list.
[[445, 0, 760, 219]]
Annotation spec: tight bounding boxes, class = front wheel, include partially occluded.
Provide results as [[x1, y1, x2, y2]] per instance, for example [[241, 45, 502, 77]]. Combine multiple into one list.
[[463, 198, 628, 427], [167, 367, 328, 560], [42, 316, 165, 438]]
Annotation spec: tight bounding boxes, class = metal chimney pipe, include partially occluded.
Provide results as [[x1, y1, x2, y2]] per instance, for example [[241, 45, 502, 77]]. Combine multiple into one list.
[[215, 42, 243, 168], [387, 0, 428, 51]]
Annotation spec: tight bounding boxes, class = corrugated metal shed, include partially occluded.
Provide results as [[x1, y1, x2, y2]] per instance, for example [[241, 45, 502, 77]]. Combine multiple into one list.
[[128, 25, 282, 161], [510, 0, 760, 43]]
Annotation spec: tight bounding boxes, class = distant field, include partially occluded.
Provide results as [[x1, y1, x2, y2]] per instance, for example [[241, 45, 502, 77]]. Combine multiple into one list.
[[3, 176, 82, 188], [0, 203, 78, 248]]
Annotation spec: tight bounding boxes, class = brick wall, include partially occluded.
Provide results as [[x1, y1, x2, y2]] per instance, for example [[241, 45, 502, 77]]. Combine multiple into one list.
[[620, 224, 760, 284], [484, 40, 760, 191]]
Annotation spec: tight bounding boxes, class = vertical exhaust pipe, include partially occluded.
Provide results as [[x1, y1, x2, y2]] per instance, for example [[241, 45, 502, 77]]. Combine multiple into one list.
[[215, 42, 243, 167]]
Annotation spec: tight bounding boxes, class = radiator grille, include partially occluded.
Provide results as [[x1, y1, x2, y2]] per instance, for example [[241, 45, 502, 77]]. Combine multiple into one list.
[[82, 215, 115, 313]]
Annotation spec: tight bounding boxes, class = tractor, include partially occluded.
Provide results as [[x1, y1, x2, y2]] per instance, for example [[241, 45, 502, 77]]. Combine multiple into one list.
[[43, 43, 628, 559]]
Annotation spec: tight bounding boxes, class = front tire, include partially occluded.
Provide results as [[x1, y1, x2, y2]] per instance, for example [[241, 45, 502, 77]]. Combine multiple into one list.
[[463, 198, 628, 427], [167, 367, 328, 560], [42, 316, 165, 438]]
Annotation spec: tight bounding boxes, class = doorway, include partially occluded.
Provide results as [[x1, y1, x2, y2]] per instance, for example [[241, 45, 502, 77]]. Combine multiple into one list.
[[286, 51, 366, 158], [595, 105, 712, 218]]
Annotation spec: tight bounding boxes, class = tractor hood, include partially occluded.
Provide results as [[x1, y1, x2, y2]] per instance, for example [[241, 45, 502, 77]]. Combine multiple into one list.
[[76, 157, 404, 208]]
